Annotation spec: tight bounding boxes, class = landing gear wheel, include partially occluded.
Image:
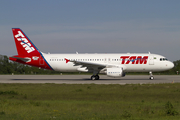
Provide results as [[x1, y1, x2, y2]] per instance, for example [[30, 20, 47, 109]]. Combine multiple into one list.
[[91, 75, 99, 80], [149, 71, 154, 80], [149, 76, 154, 80], [95, 75, 99, 80], [91, 76, 96, 80]]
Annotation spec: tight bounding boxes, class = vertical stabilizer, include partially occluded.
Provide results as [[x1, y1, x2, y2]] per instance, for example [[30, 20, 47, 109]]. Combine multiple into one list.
[[10, 28, 52, 70], [12, 28, 40, 56]]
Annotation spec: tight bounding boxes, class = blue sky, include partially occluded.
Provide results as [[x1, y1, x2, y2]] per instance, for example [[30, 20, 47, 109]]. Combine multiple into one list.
[[0, 0, 180, 61]]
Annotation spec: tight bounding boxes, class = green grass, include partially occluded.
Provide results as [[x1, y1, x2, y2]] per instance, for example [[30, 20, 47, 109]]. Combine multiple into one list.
[[0, 83, 180, 120]]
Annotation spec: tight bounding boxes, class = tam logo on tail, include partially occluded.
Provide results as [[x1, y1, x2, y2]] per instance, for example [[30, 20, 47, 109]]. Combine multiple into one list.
[[10, 28, 53, 70], [15, 31, 35, 53]]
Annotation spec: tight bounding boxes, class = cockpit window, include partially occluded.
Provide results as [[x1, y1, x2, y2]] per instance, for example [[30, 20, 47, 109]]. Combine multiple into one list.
[[160, 58, 168, 61]]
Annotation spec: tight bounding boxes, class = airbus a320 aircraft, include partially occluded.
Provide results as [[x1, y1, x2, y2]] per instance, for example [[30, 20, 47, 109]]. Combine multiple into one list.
[[9, 28, 174, 80]]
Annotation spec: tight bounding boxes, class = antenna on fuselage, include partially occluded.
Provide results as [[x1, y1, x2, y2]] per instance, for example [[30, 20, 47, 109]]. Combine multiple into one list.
[[148, 51, 151, 54]]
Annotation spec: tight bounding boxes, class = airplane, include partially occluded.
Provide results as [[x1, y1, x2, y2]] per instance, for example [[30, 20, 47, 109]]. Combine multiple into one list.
[[9, 28, 174, 80]]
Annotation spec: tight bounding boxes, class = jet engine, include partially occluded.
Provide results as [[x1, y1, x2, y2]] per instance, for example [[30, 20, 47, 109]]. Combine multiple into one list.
[[106, 68, 125, 77]]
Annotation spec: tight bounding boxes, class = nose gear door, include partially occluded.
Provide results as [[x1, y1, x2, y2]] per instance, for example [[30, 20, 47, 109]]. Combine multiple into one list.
[[149, 56, 154, 65]]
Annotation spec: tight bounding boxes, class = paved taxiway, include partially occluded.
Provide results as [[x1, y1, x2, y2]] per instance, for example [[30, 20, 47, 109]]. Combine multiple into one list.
[[0, 75, 179, 84]]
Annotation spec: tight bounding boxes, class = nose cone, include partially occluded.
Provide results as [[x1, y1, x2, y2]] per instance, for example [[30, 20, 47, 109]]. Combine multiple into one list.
[[168, 62, 174, 69]]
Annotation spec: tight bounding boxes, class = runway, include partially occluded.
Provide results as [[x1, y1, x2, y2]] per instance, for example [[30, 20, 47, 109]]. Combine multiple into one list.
[[0, 75, 179, 84]]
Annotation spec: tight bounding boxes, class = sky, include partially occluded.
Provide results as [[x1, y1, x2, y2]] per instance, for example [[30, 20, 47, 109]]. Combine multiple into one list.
[[0, 0, 180, 61]]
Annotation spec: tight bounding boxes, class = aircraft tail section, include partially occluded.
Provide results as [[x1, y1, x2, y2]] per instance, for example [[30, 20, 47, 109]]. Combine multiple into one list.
[[10, 28, 52, 70], [12, 28, 40, 56]]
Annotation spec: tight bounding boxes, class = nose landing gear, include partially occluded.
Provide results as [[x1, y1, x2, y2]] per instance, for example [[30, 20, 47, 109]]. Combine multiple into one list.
[[149, 71, 154, 80]]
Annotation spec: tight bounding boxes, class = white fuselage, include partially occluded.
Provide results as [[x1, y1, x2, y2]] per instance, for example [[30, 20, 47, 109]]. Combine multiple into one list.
[[42, 53, 174, 73]]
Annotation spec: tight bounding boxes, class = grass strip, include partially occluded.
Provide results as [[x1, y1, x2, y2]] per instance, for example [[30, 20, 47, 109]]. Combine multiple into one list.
[[0, 83, 180, 120]]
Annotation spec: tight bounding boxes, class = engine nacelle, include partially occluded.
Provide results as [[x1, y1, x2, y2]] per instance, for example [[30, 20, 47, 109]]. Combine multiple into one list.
[[77, 67, 88, 72], [106, 68, 125, 77]]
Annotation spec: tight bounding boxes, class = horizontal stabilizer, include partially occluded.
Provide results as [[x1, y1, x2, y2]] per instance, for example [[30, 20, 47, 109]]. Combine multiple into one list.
[[10, 56, 31, 62]]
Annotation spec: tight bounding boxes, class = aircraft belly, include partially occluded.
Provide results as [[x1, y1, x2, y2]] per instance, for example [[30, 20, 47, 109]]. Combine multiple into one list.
[[125, 63, 168, 72], [48, 61, 78, 72], [124, 64, 156, 72]]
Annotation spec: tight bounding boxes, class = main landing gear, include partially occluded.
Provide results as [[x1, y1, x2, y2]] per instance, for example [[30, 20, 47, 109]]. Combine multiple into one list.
[[91, 75, 100, 80], [149, 71, 154, 80]]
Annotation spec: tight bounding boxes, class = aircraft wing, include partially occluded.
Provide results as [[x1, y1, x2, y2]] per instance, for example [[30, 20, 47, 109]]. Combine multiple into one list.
[[72, 60, 106, 69], [65, 58, 126, 73]]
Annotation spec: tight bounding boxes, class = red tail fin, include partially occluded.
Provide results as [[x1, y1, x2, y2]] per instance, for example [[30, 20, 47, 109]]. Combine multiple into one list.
[[12, 28, 40, 56], [10, 28, 52, 70]]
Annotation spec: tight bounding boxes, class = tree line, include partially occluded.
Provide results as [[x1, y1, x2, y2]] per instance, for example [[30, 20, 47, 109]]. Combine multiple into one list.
[[0, 55, 179, 75]]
